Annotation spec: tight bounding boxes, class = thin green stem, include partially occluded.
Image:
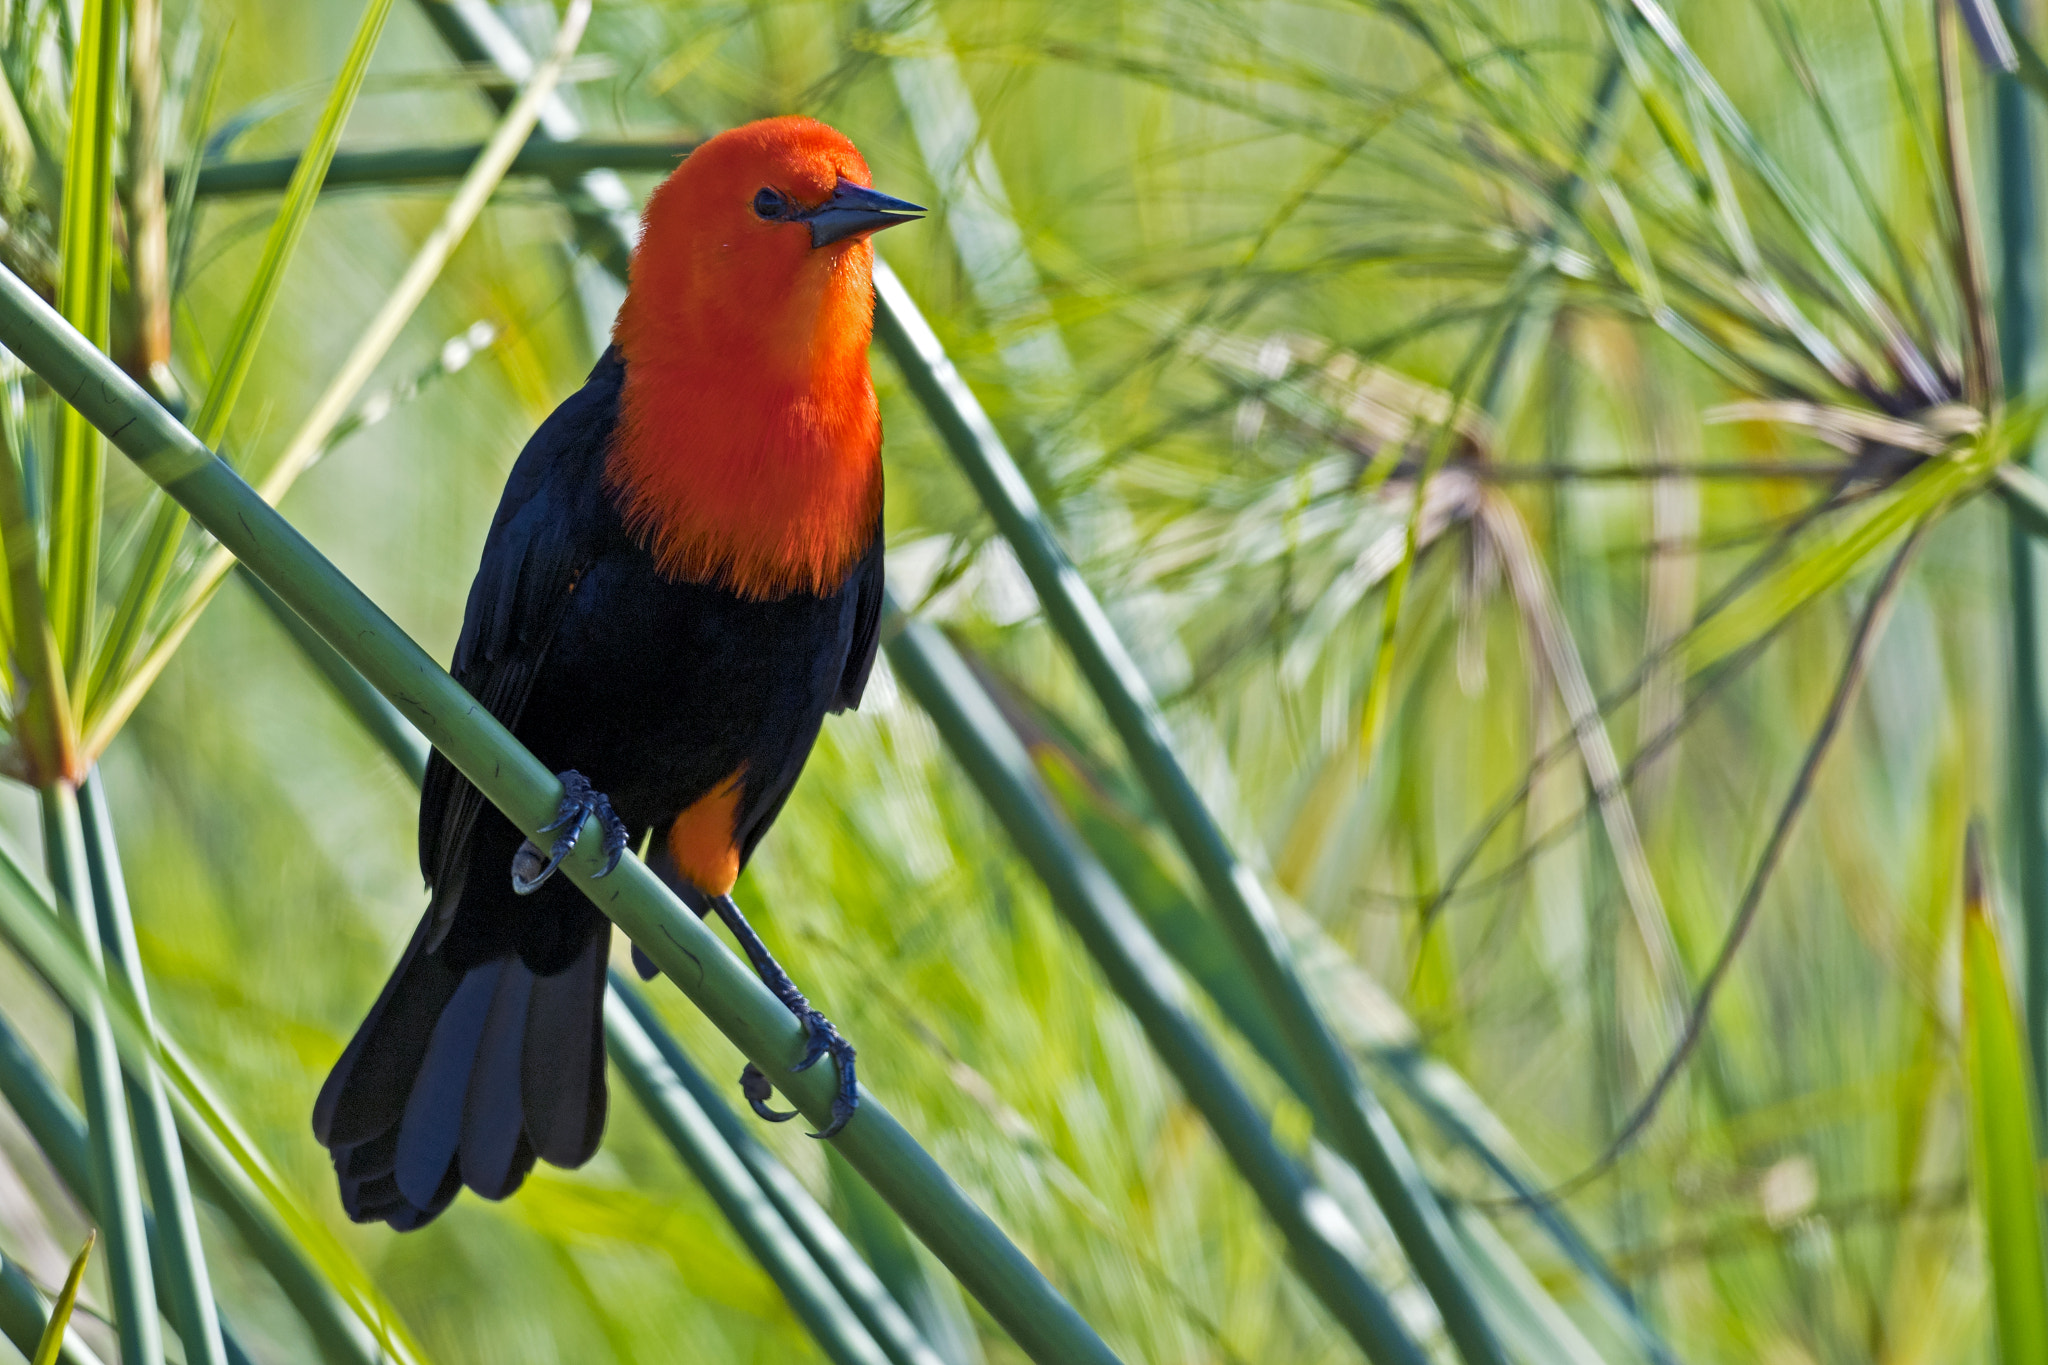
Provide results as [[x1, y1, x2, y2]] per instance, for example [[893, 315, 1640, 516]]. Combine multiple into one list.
[[36, 782, 162, 1365], [77, 775, 227, 1365], [188, 137, 695, 197], [0, 257, 1124, 1365], [0, 991, 281, 1365]]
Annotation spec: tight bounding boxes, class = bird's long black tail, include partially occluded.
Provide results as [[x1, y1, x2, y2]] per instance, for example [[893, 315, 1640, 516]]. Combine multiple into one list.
[[312, 914, 609, 1230]]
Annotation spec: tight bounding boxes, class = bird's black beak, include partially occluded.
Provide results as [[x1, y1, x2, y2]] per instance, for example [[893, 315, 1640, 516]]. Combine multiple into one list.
[[805, 178, 925, 248]]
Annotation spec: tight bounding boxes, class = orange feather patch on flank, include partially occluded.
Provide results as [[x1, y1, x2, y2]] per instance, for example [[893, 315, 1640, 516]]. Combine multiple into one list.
[[667, 768, 747, 897], [609, 117, 886, 601]]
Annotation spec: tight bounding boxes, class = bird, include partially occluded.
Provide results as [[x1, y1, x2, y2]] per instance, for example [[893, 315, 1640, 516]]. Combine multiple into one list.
[[311, 116, 922, 1230]]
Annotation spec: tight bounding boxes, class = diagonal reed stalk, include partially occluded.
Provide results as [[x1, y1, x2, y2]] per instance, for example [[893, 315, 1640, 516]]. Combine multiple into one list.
[[871, 266, 1506, 1364], [883, 595, 1431, 1364], [0, 259, 1125, 1365], [603, 995, 895, 1365], [238, 566, 947, 1365]]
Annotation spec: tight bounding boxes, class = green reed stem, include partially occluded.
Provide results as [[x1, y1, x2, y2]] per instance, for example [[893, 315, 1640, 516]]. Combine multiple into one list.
[[884, 599, 1429, 1365], [77, 775, 228, 1365], [241, 568, 945, 1365], [0, 982, 266, 1365], [604, 993, 894, 1365], [0, 258, 1123, 1365], [36, 782, 161, 1365], [188, 138, 696, 198]]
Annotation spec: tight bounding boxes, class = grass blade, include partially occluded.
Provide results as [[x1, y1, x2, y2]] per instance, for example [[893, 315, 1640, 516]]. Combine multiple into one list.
[[0, 1246, 103, 1365], [37, 782, 161, 1365], [30, 1231, 93, 1365], [1962, 829, 2048, 1361], [78, 774, 227, 1365], [45, 0, 117, 696], [87, 0, 395, 718], [0, 255, 1125, 1365], [191, 0, 391, 445]]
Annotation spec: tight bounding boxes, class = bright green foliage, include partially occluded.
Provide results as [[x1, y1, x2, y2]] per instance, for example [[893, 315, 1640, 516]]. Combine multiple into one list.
[[1962, 834, 2048, 1364]]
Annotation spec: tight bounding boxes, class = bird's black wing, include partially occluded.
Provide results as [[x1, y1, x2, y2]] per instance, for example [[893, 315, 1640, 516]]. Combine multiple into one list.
[[418, 350, 626, 942], [829, 527, 885, 713], [726, 533, 887, 869]]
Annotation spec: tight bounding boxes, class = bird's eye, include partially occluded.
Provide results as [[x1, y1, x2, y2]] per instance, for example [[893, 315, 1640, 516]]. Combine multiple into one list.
[[752, 187, 787, 220]]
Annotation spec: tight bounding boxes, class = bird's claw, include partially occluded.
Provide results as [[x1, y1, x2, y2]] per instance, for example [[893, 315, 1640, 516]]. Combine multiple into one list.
[[732, 1013, 858, 1137], [741, 1064, 799, 1122], [512, 769, 629, 894], [792, 1009, 858, 1140]]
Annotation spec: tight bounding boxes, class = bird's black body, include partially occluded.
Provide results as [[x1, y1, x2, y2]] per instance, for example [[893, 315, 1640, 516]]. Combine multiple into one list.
[[313, 349, 884, 1228]]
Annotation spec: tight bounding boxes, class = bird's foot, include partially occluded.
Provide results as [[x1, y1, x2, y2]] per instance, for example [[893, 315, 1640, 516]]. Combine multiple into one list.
[[792, 1006, 858, 1140], [708, 894, 859, 1138], [740, 1064, 798, 1122], [510, 770, 630, 894], [736, 1009, 858, 1138]]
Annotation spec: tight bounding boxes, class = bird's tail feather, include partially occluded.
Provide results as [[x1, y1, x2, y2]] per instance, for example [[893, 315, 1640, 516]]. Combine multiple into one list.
[[313, 918, 609, 1229]]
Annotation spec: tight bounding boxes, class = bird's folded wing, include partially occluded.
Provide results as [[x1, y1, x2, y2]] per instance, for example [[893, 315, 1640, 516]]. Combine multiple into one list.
[[419, 351, 626, 939]]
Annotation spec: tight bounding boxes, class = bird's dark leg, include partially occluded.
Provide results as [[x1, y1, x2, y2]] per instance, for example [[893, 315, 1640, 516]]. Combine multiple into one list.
[[510, 770, 632, 894], [708, 894, 858, 1139]]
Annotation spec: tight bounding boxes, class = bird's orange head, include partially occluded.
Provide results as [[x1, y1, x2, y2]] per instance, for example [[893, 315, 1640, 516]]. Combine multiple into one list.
[[609, 117, 922, 600]]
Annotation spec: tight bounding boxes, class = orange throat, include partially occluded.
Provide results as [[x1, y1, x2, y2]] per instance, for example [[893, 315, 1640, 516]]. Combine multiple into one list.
[[607, 358, 880, 600]]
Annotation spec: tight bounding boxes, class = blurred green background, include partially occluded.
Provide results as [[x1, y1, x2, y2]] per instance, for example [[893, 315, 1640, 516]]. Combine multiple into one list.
[[0, 0, 2037, 1360]]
